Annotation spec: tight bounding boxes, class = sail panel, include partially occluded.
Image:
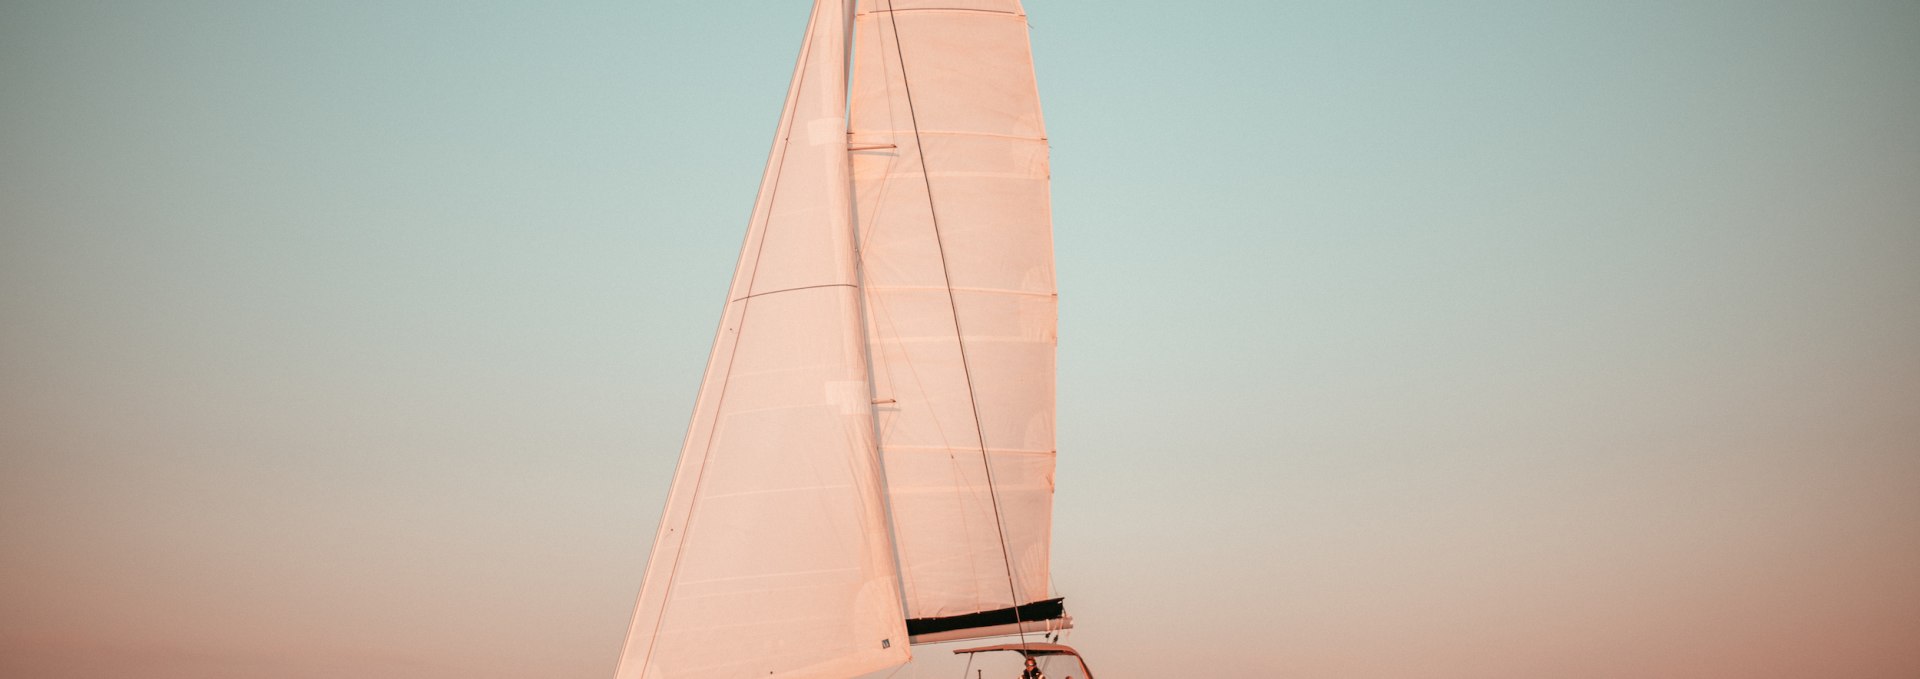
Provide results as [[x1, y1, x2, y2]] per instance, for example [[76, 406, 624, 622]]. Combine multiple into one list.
[[854, 0, 1044, 139], [850, 0, 1057, 624], [615, 2, 909, 677]]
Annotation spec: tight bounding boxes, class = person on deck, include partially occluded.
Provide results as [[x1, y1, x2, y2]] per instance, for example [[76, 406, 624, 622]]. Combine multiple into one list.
[[1021, 658, 1044, 679]]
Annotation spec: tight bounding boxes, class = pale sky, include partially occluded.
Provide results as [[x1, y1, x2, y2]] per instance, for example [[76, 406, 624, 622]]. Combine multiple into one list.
[[3, 1, 1917, 678]]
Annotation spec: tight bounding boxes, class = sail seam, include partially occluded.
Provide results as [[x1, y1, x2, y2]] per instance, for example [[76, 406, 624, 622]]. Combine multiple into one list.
[[883, 445, 1055, 455], [873, 337, 1048, 346], [874, 172, 1047, 180], [706, 484, 860, 498], [676, 565, 865, 586], [852, 129, 1045, 142], [869, 285, 1053, 297], [860, 8, 1023, 17], [728, 282, 857, 302]]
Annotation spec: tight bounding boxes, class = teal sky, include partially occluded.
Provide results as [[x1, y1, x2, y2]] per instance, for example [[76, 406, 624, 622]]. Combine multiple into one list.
[[3, 1, 1917, 678]]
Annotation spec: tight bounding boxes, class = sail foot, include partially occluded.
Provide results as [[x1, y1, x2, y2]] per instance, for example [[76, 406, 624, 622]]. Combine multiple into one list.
[[904, 597, 1066, 643]]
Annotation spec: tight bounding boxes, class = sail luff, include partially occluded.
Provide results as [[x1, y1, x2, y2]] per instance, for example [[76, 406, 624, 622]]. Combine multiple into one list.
[[614, 1, 910, 676]]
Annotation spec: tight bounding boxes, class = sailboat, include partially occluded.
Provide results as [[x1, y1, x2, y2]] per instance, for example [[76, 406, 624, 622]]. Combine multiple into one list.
[[614, 0, 1083, 676]]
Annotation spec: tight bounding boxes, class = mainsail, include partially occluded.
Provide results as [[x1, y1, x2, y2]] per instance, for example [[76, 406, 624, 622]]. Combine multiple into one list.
[[848, 0, 1060, 642], [617, 0, 1058, 675]]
